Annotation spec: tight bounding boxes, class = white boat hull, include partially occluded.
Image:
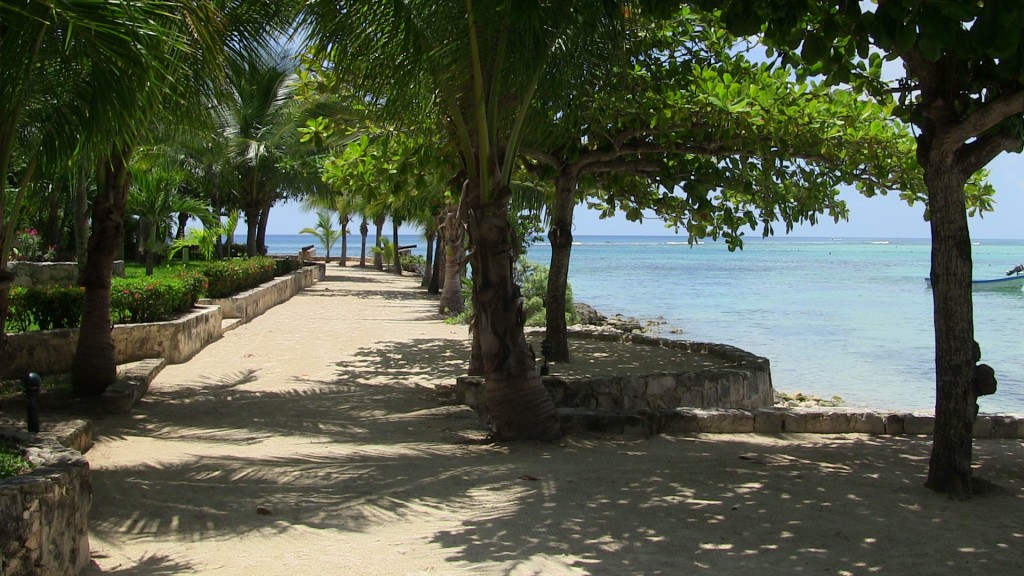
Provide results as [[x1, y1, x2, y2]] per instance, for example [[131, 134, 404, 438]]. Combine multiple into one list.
[[925, 275, 1024, 291]]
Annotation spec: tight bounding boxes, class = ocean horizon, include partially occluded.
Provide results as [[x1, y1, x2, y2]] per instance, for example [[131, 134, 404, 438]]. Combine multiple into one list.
[[260, 233, 1024, 414]]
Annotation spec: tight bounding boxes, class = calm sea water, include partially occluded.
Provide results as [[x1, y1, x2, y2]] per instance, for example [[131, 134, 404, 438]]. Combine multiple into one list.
[[264, 233, 1024, 413]]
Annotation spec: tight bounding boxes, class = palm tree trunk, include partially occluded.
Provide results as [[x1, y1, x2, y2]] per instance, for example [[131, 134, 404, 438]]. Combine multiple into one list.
[[467, 180, 560, 441], [391, 219, 402, 275], [72, 146, 132, 396], [244, 208, 259, 256], [924, 154, 977, 499], [422, 229, 435, 288], [256, 202, 271, 256], [545, 166, 577, 362], [439, 207, 464, 313], [359, 218, 368, 267], [428, 232, 442, 295], [339, 213, 349, 266], [73, 159, 91, 267], [373, 215, 385, 270]]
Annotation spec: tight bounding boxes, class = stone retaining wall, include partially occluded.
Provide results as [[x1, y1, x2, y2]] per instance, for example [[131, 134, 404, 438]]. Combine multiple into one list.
[[198, 264, 320, 325], [0, 428, 90, 576], [2, 266, 318, 379], [6, 261, 124, 288], [457, 331, 773, 421], [2, 305, 222, 379]]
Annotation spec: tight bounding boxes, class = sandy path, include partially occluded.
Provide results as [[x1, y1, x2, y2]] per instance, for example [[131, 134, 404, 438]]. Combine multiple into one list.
[[83, 266, 1024, 575]]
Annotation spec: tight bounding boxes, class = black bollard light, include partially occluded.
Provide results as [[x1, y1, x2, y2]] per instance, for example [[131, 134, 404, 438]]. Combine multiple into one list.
[[22, 372, 41, 433], [540, 338, 552, 376]]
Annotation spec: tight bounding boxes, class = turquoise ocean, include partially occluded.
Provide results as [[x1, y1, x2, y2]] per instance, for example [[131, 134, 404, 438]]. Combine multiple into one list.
[[261, 234, 1024, 414]]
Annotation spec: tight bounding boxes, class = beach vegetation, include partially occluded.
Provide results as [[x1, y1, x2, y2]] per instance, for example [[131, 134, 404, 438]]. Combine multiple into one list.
[[126, 162, 215, 275], [695, 0, 1024, 499], [444, 260, 576, 329], [300, 210, 342, 263]]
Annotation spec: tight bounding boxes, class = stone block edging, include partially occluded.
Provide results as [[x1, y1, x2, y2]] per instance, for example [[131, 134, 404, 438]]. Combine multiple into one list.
[[0, 427, 91, 576], [557, 407, 1024, 438], [102, 358, 167, 414]]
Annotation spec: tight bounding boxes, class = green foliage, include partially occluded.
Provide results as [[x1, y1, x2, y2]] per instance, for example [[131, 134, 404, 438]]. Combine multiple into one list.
[[8, 286, 82, 331], [0, 440, 32, 480], [5, 270, 206, 331], [299, 209, 342, 260], [8, 228, 55, 262], [275, 258, 304, 276], [370, 238, 396, 267], [401, 254, 426, 274], [200, 257, 276, 298], [110, 272, 206, 324], [444, 260, 577, 328]]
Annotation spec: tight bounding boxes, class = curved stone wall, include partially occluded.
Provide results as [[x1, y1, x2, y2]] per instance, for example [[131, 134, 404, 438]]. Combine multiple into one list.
[[0, 428, 90, 576], [457, 331, 773, 421]]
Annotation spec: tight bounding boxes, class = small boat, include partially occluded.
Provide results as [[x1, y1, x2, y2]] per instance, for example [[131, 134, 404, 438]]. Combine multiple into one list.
[[925, 264, 1024, 291]]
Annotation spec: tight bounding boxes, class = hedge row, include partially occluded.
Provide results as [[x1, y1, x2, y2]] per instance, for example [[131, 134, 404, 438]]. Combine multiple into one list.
[[5, 257, 301, 332]]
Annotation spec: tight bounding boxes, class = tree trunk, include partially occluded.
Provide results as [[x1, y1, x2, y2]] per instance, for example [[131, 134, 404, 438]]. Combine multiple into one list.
[[466, 180, 560, 441], [545, 166, 577, 362], [256, 202, 271, 256], [392, 218, 402, 276], [340, 213, 349, 267], [428, 231, 443, 295], [359, 218, 368, 267], [422, 229, 435, 288], [73, 159, 91, 267], [439, 207, 465, 314], [923, 156, 977, 499], [244, 208, 259, 256], [373, 215, 385, 270], [72, 146, 132, 396]]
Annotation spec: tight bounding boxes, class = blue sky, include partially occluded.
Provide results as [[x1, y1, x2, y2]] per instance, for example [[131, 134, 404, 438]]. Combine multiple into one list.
[[268, 150, 1023, 240]]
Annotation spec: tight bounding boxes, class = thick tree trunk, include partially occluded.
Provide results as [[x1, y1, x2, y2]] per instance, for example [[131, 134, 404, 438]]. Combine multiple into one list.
[[923, 158, 977, 498], [545, 167, 577, 362], [72, 147, 131, 396], [244, 208, 259, 256], [467, 180, 560, 441], [392, 219, 402, 275], [359, 218, 368, 267], [439, 207, 465, 314]]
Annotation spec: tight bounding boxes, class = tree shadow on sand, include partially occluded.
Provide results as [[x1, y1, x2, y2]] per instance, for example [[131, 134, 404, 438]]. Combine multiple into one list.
[[84, 335, 1024, 575]]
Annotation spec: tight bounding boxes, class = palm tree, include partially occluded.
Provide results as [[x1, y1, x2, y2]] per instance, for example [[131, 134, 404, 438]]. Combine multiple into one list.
[[299, 209, 341, 262], [127, 163, 214, 275], [217, 45, 301, 256], [301, 1, 642, 440]]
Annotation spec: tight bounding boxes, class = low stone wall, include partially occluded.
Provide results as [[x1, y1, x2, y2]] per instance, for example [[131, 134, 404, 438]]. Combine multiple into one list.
[[6, 261, 124, 288], [0, 428, 90, 576], [198, 264, 319, 325], [457, 332, 773, 422], [558, 407, 1024, 438], [3, 266, 318, 379], [2, 305, 222, 379]]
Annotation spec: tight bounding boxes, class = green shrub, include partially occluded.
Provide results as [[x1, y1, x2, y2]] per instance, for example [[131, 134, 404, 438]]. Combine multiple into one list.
[[401, 254, 426, 274], [110, 270, 205, 324], [5, 270, 206, 332], [443, 260, 577, 328], [12, 282, 82, 327], [201, 256, 276, 298], [275, 258, 303, 276]]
